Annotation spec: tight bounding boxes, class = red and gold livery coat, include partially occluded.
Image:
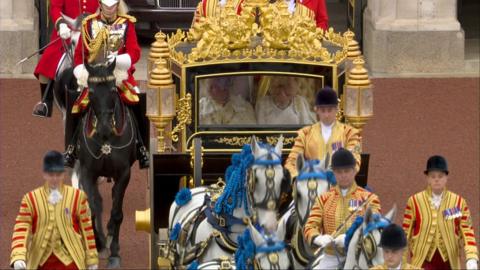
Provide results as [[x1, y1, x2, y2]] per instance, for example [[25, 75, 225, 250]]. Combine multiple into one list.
[[304, 183, 381, 255], [402, 188, 478, 269], [10, 184, 98, 269], [34, 0, 99, 80], [194, 0, 244, 21]]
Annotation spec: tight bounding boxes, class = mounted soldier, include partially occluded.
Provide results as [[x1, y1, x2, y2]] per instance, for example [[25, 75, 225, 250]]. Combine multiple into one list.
[[32, 0, 99, 117], [64, 0, 149, 169]]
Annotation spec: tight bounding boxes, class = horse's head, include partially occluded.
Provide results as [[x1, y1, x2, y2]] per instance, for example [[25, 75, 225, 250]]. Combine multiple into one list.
[[85, 61, 122, 140], [249, 136, 291, 225], [343, 205, 397, 269], [236, 221, 291, 270], [294, 153, 333, 225]]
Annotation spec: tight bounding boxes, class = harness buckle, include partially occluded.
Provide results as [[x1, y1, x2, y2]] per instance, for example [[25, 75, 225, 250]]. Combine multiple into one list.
[[218, 216, 226, 227], [220, 257, 232, 269]]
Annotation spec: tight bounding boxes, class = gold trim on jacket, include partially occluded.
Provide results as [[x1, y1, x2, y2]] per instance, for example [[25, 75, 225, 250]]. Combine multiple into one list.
[[303, 182, 381, 255], [402, 187, 478, 269], [285, 121, 361, 178], [10, 184, 98, 269]]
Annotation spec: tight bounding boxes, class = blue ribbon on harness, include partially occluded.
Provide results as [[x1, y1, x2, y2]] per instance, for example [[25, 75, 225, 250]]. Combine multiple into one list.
[[363, 214, 391, 236], [205, 196, 245, 233], [256, 240, 286, 254], [252, 143, 282, 166]]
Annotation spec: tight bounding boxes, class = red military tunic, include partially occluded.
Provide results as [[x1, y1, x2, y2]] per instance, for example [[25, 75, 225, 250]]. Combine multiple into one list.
[[34, 0, 99, 80], [296, 0, 328, 30], [73, 13, 141, 113]]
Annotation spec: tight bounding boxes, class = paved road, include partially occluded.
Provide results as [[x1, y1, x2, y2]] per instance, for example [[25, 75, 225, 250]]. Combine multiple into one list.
[[0, 77, 478, 268]]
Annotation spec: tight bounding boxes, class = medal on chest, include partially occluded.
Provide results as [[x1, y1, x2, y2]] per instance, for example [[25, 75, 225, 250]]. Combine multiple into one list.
[[348, 199, 362, 212], [332, 141, 342, 152], [443, 206, 461, 220]]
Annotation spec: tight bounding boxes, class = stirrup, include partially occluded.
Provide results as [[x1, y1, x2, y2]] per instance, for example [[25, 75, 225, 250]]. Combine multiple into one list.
[[138, 146, 150, 169], [64, 145, 76, 168], [32, 102, 49, 118]]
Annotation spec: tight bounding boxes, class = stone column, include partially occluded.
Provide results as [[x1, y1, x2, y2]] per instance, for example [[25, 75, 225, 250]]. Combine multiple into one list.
[[363, 0, 464, 74], [0, 0, 38, 76]]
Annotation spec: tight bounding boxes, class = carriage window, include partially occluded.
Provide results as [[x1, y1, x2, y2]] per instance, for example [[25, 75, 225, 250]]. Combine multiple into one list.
[[197, 75, 322, 128]]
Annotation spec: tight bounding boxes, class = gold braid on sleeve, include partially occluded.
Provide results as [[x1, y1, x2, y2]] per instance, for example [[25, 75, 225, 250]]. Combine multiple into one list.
[[82, 22, 110, 64]]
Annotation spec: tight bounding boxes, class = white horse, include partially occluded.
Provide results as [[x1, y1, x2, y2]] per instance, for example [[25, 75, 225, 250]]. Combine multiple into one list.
[[281, 153, 334, 269], [167, 136, 290, 266], [195, 221, 291, 269], [310, 205, 397, 269]]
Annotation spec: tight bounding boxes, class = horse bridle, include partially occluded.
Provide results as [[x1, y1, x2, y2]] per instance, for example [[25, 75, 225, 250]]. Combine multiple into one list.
[[351, 226, 379, 269], [248, 149, 284, 212], [294, 163, 331, 227]]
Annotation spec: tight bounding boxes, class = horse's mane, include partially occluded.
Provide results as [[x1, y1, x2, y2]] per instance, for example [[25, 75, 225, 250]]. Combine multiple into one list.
[[214, 144, 254, 216]]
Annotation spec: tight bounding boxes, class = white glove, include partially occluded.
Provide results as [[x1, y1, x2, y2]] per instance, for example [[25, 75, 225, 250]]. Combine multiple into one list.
[[13, 260, 26, 270], [87, 264, 98, 270], [58, 23, 71, 40], [313, 234, 333, 248], [73, 64, 89, 88], [334, 234, 346, 248], [114, 53, 132, 70], [466, 259, 478, 270]]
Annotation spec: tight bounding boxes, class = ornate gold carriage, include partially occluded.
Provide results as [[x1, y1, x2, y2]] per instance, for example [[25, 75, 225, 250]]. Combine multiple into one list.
[[136, 0, 373, 268]]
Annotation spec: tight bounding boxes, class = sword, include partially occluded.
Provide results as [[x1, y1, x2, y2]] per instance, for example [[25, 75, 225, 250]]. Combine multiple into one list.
[[16, 36, 62, 66]]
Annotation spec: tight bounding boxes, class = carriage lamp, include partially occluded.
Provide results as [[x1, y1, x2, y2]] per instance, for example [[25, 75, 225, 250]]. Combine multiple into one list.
[[135, 208, 151, 233], [344, 57, 373, 135], [147, 58, 176, 153], [344, 30, 362, 73], [148, 31, 170, 77]]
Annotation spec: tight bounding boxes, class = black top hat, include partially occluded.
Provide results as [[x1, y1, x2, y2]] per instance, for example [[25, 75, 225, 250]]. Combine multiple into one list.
[[331, 148, 356, 169], [424, 155, 448, 175], [315, 87, 338, 107], [43, 150, 65, 172], [380, 223, 407, 250]]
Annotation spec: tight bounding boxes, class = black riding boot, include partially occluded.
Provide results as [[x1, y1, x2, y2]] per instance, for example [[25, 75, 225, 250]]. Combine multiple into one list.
[[32, 81, 54, 117], [130, 105, 150, 169], [64, 119, 81, 168]]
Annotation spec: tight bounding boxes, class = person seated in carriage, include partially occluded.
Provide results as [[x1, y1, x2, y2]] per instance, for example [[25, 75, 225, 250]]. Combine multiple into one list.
[[370, 223, 420, 270], [402, 155, 478, 270], [64, 0, 149, 169], [199, 77, 256, 125], [303, 148, 381, 269], [285, 87, 361, 178], [255, 76, 316, 125], [32, 0, 99, 117]]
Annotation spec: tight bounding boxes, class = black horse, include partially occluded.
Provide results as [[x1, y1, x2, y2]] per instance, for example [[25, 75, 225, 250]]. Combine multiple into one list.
[[58, 61, 137, 268]]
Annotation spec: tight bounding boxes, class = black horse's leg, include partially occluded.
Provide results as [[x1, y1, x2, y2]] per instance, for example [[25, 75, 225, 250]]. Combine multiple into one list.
[[81, 168, 106, 252], [107, 167, 131, 268]]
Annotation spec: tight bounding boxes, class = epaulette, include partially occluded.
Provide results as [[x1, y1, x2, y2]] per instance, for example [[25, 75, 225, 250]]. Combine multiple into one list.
[[118, 14, 137, 23], [82, 13, 99, 26]]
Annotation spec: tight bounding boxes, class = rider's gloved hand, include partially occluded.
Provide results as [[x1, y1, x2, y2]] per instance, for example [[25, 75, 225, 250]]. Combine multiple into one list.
[[58, 23, 71, 40], [333, 234, 346, 248], [466, 259, 478, 270], [73, 64, 88, 88], [109, 53, 131, 71], [13, 260, 26, 270], [313, 234, 333, 248], [87, 264, 98, 270]]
